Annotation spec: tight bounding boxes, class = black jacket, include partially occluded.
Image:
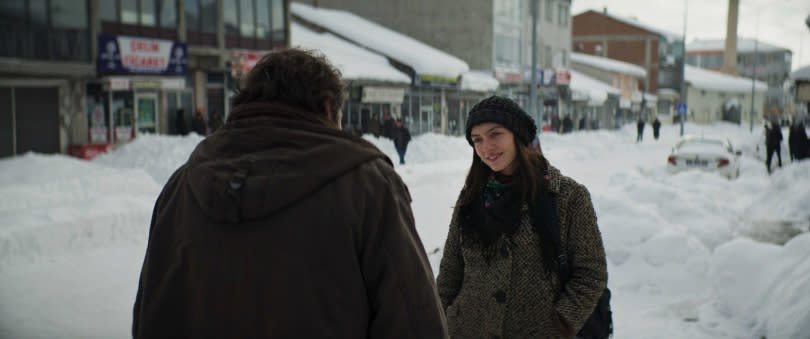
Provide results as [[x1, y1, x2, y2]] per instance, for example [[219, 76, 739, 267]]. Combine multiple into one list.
[[392, 125, 411, 149], [133, 102, 448, 338], [767, 124, 783, 149]]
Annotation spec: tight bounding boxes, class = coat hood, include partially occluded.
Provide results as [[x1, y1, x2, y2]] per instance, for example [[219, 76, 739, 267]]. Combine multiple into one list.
[[183, 102, 391, 224]]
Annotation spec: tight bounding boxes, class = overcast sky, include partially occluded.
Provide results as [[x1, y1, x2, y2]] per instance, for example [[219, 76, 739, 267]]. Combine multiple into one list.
[[571, 0, 810, 71]]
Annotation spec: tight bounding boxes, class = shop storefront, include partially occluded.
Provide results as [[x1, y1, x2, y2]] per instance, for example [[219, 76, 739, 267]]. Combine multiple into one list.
[[82, 34, 188, 153]]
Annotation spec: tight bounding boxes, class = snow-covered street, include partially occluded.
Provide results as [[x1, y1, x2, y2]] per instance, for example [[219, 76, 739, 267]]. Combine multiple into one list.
[[1, 122, 809, 338]]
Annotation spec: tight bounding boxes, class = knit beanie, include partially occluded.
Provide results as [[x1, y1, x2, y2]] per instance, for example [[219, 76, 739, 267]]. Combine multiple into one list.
[[465, 96, 538, 146]]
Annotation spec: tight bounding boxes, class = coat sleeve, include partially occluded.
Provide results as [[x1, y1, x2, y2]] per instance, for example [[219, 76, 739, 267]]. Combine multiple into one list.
[[132, 170, 189, 338], [553, 184, 608, 333], [360, 165, 449, 339], [436, 208, 464, 310]]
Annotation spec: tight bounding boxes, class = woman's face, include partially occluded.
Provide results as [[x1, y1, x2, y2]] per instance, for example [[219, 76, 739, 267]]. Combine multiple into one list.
[[470, 122, 518, 175]]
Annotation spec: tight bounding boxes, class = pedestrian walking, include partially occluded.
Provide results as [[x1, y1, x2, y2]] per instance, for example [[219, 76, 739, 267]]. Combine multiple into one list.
[[766, 120, 783, 173], [191, 108, 207, 136], [391, 119, 411, 165], [788, 120, 809, 160], [368, 114, 382, 138], [133, 48, 448, 338], [652, 118, 661, 140], [174, 108, 188, 135], [636, 118, 645, 142], [208, 110, 224, 133], [382, 112, 394, 138], [563, 115, 574, 134], [437, 96, 609, 338]]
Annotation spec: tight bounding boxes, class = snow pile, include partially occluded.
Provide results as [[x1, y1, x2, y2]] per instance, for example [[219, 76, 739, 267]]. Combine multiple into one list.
[[291, 2, 469, 79], [290, 22, 411, 84], [0, 153, 159, 267], [569, 69, 621, 105], [460, 70, 499, 92], [790, 64, 810, 81], [1, 121, 809, 338], [686, 65, 768, 93], [687, 38, 788, 53], [705, 234, 810, 339], [93, 133, 204, 185], [571, 52, 647, 78]]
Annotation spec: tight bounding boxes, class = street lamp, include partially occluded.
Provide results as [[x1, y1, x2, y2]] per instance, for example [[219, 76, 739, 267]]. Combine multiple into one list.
[[679, 0, 688, 136]]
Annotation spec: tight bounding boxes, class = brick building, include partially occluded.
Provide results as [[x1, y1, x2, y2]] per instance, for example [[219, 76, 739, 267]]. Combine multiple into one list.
[[572, 9, 684, 117]]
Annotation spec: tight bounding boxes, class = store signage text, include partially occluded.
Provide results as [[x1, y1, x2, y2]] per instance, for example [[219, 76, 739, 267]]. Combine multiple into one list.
[[98, 34, 187, 75]]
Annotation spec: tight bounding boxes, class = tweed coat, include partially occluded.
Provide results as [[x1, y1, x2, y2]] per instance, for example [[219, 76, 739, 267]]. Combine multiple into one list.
[[436, 165, 607, 338]]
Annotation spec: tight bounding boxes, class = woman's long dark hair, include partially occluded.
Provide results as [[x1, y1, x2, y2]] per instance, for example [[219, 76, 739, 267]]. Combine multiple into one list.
[[456, 135, 549, 209], [456, 134, 556, 270]]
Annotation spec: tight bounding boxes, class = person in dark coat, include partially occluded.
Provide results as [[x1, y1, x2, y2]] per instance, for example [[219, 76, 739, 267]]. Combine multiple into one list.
[[208, 110, 224, 133], [191, 108, 207, 136], [551, 115, 561, 133], [382, 112, 394, 139], [391, 119, 411, 165], [652, 117, 662, 140], [133, 48, 448, 339], [562, 115, 574, 133], [174, 109, 188, 135], [636, 118, 645, 142], [766, 120, 783, 173], [788, 120, 809, 160], [368, 114, 382, 138], [579, 117, 586, 130], [437, 96, 607, 338]]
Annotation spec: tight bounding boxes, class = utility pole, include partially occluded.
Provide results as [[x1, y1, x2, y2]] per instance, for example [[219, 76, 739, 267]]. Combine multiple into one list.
[[530, 0, 540, 133], [679, 0, 688, 136], [751, 36, 759, 132]]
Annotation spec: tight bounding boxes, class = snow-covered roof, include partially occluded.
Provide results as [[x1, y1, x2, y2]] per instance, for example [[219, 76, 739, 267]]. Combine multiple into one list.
[[569, 69, 621, 106], [571, 52, 647, 78], [686, 38, 788, 53], [789, 65, 810, 81], [460, 71, 499, 92], [599, 11, 682, 43], [291, 2, 469, 80], [290, 23, 410, 84], [685, 65, 767, 93]]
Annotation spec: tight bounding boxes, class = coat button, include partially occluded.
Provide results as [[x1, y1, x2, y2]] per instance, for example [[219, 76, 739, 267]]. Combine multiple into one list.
[[500, 245, 509, 258], [494, 290, 506, 303]]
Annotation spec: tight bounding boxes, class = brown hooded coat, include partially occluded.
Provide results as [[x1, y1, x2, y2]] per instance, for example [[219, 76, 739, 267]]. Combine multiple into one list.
[[133, 102, 448, 338]]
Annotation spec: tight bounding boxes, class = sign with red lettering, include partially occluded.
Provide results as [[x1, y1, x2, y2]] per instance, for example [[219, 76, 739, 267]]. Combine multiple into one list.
[[97, 34, 186, 75], [231, 51, 266, 78]]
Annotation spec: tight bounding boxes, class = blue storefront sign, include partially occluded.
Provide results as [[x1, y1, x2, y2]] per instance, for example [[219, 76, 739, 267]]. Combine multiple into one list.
[[97, 34, 186, 75]]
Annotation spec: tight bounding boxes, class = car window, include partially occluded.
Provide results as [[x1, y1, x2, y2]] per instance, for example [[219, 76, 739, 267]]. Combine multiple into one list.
[[677, 140, 726, 153]]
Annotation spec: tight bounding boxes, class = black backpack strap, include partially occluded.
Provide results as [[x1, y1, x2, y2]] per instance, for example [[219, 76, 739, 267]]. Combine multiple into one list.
[[533, 192, 571, 283], [547, 196, 571, 283]]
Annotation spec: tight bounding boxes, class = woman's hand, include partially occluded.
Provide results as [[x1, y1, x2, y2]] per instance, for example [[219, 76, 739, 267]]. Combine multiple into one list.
[[552, 311, 575, 339]]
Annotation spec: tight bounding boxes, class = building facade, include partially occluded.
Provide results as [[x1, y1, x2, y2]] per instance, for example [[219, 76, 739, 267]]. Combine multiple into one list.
[[572, 9, 684, 119], [686, 38, 793, 116], [0, 0, 288, 158], [295, 0, 573, 129]]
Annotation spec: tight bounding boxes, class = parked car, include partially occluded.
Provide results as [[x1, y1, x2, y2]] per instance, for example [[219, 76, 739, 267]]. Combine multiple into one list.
[[666, 136, 742, 179]]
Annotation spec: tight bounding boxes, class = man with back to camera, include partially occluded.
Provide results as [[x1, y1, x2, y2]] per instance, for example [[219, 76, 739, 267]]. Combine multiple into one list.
[[132, 48, 449, 338]]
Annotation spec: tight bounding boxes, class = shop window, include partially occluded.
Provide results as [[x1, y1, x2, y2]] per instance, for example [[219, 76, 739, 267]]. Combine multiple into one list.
[[185, 0, 216, 45], [257, 0, 270, 39], [224, 0, 286, 49], [224, 0, 239, 35], [0, 0, 89, 61], [102, 0, 177, 40], [271, 0, 285, 41]]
